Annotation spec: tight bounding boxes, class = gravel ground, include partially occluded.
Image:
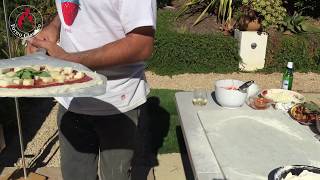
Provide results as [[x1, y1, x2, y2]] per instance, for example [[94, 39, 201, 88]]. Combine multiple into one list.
[[146, 72, 320, 93], [1, 72, 319, 169], [22, 103, 60, 168]]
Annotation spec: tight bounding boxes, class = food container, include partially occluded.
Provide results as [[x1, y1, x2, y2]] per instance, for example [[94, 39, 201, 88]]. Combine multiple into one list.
[[215, 79, 248, 108], [269, 165, 320, 180]]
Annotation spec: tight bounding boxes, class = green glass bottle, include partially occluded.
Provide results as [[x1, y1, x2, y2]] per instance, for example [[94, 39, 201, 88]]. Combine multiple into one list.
[[282, 62, 293, 90]]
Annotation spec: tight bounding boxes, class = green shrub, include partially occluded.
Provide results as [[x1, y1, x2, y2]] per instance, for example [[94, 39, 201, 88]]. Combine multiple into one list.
[[265, 34, 320, 72], [148, 11, 320, 75], [243, 0, 287, 28], [147, 11, 241, 75], [316, 48, 320, 65], [284, 0, 320, 18]]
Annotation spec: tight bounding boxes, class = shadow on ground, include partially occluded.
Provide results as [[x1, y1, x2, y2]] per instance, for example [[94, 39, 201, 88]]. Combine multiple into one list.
[[147, 96, 170, 159], [145, 94, 194, 180], [0, 98, 56, 174], [133, 96, 171, 173]]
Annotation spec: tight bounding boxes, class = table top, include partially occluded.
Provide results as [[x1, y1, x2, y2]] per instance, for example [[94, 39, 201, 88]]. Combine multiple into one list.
[[175, 91, 320, 180]]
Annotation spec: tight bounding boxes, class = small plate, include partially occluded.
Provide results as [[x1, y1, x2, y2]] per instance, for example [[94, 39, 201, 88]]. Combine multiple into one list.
[[269, 165, 320, 180]]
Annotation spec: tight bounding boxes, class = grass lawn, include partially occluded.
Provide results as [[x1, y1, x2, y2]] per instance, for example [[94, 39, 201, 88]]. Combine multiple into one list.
[[148, 89, 182, 154]]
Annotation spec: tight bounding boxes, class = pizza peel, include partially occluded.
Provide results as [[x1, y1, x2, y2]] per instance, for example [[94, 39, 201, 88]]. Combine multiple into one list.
[[0, 49, 107, 97]]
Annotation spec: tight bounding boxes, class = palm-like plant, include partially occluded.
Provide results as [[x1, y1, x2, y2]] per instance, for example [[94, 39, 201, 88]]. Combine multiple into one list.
[[177, 0, 233, 26]]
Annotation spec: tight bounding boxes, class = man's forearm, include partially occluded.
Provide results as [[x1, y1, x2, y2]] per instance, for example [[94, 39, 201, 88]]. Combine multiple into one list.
[[64, 28, 154, 69], [29, 25, 154, 68]]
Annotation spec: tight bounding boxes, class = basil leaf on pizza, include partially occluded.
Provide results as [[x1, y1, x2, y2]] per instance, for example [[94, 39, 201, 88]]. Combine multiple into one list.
[[37, 71, 50, 77]]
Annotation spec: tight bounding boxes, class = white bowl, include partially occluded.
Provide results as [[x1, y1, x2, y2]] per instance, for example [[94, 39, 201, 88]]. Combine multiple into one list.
[[215, 79, 248, 108]]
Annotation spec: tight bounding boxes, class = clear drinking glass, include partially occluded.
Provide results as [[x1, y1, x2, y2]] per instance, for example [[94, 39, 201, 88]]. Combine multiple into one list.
[[192, 88, 208, 106]]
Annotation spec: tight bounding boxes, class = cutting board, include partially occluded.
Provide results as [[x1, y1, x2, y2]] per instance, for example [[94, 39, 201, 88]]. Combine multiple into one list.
[[197, 110, 320, 180]]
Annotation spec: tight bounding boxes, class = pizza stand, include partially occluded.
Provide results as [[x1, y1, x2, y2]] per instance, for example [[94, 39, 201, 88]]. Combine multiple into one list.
[[2, 2, 106, 178]]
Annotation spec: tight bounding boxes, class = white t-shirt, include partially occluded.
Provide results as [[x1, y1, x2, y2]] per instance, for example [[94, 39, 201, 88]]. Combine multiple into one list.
[[54, 0, 157, 115]]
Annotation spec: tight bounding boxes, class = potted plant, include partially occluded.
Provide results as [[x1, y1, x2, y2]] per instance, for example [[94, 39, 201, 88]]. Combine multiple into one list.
[[236, 5, 262, 31]]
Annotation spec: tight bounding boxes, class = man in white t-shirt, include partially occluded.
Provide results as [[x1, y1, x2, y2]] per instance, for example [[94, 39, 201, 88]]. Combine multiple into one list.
[[27, 0, 157, 179]]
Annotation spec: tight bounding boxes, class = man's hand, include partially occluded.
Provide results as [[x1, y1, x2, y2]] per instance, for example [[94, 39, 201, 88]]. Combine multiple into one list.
[[28, 38, 69, 60], [26, 15, 61, 54]]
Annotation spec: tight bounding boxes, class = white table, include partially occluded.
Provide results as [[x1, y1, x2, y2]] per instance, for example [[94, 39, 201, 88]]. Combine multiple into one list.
[[175, 91, 320, 180]]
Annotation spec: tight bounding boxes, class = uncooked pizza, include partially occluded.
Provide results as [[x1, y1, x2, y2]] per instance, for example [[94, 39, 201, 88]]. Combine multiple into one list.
[[0, 65, 103, 96]]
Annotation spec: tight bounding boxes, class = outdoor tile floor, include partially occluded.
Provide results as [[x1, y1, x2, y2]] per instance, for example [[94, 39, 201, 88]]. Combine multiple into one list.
[[0, 153, 187, 180]]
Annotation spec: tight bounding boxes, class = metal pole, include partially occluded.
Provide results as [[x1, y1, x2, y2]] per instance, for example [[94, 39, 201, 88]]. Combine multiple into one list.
[[2, 0, 28, 179], [14, 98, 28, 179]]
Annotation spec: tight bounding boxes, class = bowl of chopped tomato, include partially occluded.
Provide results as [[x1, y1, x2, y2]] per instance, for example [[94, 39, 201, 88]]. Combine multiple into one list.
[[215, 79, 248, 108]]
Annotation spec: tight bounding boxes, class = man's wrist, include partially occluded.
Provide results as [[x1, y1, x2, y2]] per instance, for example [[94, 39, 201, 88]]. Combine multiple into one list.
[[63, 52, 81, 64]]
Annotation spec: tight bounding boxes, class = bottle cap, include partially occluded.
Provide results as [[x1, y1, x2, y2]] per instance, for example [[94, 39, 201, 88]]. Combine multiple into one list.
[[287, 62, 293, 69]]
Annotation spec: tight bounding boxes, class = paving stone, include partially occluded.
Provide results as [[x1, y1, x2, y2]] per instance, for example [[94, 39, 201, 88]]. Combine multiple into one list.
[[154, 153, 186, 180]]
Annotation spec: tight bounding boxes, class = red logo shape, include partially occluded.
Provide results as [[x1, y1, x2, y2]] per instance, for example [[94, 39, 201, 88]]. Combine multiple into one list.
[[17, 7, 34, 30], [62, 1, 79, 26]]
